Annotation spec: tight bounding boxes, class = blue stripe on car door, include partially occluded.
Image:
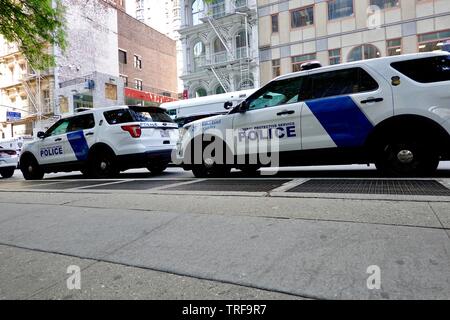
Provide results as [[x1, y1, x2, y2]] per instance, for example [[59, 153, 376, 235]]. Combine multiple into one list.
[[305, 96, 374, 148], [67, 131, 89, 161]]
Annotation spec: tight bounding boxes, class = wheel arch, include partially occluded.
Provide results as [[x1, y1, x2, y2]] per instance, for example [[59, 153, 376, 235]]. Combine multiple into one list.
[[88, 142, 116, 159], [365, 114, 450, 158]]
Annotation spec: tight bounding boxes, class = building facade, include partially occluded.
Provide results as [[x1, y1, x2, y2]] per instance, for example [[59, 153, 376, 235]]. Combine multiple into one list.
[[257, 0, 450, 85], [125, 0, 184, 93], [179, 0, 260, 98], [117, 8, 178, 106]]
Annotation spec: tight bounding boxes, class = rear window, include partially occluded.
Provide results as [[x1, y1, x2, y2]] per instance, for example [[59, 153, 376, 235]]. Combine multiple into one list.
[[391, 56, 450, 83], [129, 107, 174, 123], [103, 109, 134, 125], [103, 107, 174, 125]]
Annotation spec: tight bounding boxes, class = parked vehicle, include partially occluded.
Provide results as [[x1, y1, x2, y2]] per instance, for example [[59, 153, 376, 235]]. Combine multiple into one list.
[[176, 52, 450, 177], [20, 105, 178, 180], [0, 146, 18, 178], [161, 89, 257, 121]]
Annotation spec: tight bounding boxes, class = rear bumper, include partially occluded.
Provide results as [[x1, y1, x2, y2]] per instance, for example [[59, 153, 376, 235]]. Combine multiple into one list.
[[117, 149, 175, 169]]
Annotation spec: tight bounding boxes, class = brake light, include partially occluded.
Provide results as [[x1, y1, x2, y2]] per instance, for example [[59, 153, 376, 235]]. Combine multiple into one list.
[[121, 125, 142, 138]]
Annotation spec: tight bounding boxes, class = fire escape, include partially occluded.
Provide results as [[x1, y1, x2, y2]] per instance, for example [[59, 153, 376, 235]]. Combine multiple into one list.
[[201, 0, 254, 93]]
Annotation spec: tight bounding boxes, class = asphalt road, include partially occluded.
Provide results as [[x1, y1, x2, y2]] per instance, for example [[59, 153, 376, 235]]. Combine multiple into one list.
[[0, 164, 449, 300]]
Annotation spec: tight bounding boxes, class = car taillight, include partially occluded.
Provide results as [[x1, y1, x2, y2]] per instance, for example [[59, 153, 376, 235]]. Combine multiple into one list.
[[121, 125, 142, 138], [0, 150, 16, 157]]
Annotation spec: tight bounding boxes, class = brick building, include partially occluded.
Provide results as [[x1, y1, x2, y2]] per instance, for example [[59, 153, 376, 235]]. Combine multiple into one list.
[[117, 10, 178, 106]]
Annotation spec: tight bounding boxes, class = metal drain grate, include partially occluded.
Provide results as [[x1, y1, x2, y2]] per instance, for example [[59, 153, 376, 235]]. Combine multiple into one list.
[[287, 179, 450, 196], [168, 179, 291, 192]]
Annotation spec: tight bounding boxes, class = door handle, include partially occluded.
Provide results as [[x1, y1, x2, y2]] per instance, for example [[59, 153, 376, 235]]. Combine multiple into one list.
[[85, 132, 94, 136], [277, 110, 295, 116], [54, 138, 62, 142], [361, 98, 383, 104]]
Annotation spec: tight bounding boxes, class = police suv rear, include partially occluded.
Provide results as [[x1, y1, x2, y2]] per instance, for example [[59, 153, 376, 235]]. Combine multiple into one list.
[[177, 52, 450, 177], [20, 105, 178, 179]]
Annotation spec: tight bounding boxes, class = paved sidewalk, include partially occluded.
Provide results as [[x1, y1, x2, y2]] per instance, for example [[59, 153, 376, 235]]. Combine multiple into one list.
[[0, 191, 449, 299]]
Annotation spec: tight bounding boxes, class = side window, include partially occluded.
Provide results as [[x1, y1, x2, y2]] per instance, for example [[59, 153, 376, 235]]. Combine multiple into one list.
[[103, 109, 133, 125], [391, 56, 450, 83], [46, 119, 71, 136], [307, 67, 378, 100], [67, 114, 95, 133], [247, 77, 304, 111]]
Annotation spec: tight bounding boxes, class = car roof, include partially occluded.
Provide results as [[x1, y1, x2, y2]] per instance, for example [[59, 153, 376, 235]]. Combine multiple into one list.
[[59, 105, 167, 119], [274, 51, 449, 81]]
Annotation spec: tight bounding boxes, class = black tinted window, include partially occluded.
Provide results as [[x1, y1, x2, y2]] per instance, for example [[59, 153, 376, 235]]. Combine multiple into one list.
[[103, 109, 134, 125], [305, 67, 379, 100], [391, 56, 450, 83], [67, 114, 95, 132], [129, 107, 174, 123]]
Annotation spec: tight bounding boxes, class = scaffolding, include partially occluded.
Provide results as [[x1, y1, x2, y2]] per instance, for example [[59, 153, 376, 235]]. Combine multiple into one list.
[[200, 0, 254, 93]]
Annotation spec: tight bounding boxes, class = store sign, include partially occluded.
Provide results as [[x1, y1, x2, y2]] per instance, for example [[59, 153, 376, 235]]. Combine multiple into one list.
[[125, 87, 177, 104], [6, 111, 21, 122]]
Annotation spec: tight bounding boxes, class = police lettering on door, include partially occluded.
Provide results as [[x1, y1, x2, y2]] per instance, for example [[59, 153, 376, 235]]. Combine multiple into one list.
[[238, 122, 297, 142], [40, 146, 63, 157]]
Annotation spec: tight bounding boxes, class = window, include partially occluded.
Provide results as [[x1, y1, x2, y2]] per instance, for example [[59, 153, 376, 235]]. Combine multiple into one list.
[[46, 119, 71, 136], [369, 0, 399, 9], [192, 0, 204, 25], [303, 68, 379, 100], [387, 39, 402, 56], [291, 7, 314, 28], [391, 56, 450, 83], [418, 30, 450, 52], [135, 79, 143, 91], [213, 38, 227, 63], [348, 44, 381, 62], [328, 0, 354, 20], [215, 85, 226, 94], [193, 41, 206, 69], [236, 30, 249, 59], [195, 87, 207, 97], [104, 109, 134, 125], [271, 14, 279, 33], [67, 114, 95, 132], [119, 50, 127, 64], [329, 49, 341, 65], [272, 59, 281, 78], [129, 106, 174, 123], [120, 75, 128, 87], [292, 54, 316, 72], [134, 55, 142, 69], [247, 77, 305, 111]]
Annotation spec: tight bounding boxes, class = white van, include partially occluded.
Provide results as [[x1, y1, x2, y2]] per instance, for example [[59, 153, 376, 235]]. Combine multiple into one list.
[[161, 89, 257, 124]]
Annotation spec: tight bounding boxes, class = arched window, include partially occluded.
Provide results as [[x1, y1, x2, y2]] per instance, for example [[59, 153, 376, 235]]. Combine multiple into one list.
[[193, 41, 205, 70], [192, 0, 204, 26], [239, 79, 254, 90], [213, 38, 227, 63], [235, 30, 249, 59], [195, 87, 207, 97], [215, 85, 226, 94], [347, 44, 381, 62]]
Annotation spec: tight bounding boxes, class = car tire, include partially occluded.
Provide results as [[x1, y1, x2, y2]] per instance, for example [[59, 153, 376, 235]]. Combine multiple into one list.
[[0, 167, 15, 179], [375, 136, 439, 177], [147, 164, 168, 175], [20, 156, 44, 180], [88, 149, 119, 179]]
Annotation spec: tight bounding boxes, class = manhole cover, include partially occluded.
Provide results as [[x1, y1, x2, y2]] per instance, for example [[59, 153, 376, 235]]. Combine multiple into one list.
[[287, 179, 450, 196], [168, 179, 291, 192]]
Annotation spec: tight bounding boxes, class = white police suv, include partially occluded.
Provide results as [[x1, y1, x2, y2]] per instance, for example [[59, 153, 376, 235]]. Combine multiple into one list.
[[0, 146, 18, 178], [177, 52, 450, 177], [20, 105, 178, 180]]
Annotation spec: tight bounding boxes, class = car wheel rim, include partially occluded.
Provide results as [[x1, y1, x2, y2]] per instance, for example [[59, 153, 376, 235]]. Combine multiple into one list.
[[397, 150, 414, 164]]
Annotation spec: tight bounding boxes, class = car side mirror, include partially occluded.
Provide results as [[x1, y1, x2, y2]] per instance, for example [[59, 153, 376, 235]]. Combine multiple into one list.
[[224, 101, 233, 110], [37, 131, 46, 139], [238, 101, 249, 113]]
